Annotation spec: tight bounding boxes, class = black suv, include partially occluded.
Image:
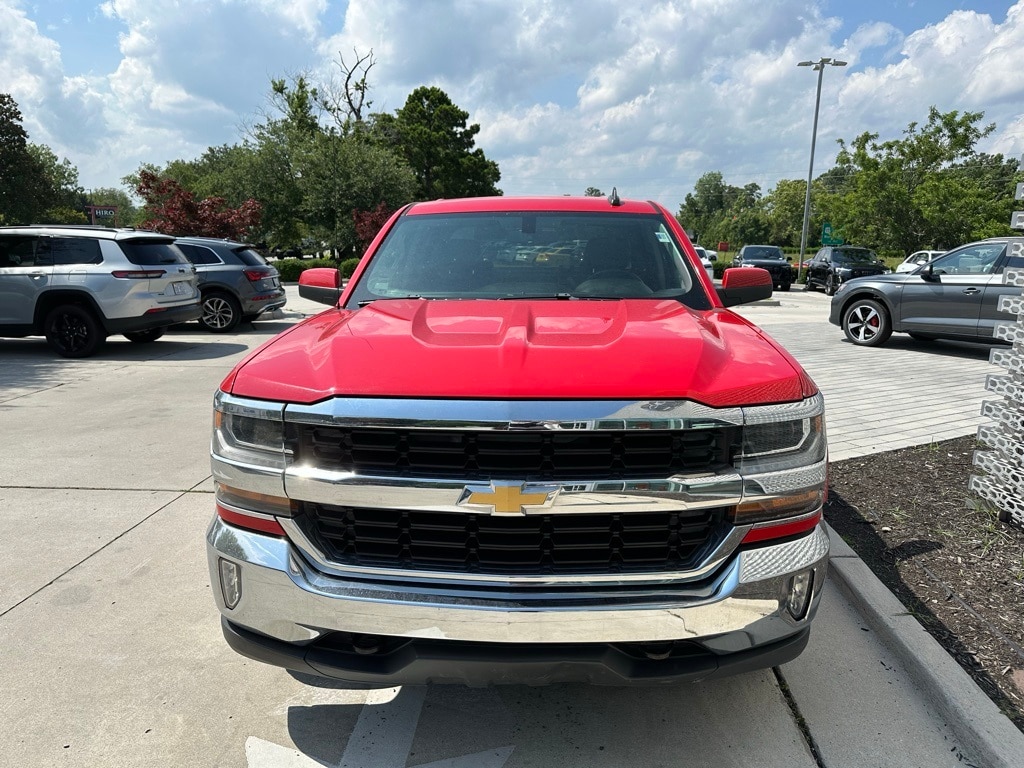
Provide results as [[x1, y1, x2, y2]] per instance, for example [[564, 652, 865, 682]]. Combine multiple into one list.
[[0, 226, 200, 357], [805, 245, 888, 295], [174, 237, 286, 332], [733, 245, 794, 291]]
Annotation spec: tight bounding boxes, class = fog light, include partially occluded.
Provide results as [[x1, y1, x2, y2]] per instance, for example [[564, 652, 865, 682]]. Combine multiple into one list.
[[219, 558, 242, 610], [786, 571, 813, 620]]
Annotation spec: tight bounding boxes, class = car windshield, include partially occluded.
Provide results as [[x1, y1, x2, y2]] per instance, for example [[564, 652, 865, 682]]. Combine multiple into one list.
[[833, 248, 878, 265], [346, 211, 711, 310], [744, 246, 784, 259]]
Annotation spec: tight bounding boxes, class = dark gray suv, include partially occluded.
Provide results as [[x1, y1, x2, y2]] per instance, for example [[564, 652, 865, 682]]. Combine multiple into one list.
[[829, 237, 1023, 346], [0, 226, 200, 357], [175, 237, 286, 332]]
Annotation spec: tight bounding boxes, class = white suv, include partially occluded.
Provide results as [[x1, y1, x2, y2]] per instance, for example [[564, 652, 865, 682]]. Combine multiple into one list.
[[0, 226, 201, 357]]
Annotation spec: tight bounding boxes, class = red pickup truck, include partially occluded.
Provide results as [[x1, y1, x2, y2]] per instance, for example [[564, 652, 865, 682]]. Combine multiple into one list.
[[207, 194, 828, 685]]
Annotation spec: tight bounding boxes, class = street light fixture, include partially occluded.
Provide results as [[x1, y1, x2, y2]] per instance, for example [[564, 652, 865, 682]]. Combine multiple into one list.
[[796, 57, 847, 284]]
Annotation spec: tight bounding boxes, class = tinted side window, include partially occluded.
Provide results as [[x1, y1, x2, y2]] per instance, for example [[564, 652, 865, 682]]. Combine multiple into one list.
[[233, 247, 269, 267], [177, 244, 221, 265], [51, 237, 102, 265], [0, 236, 49, 267], [119, 240, 190, 266]]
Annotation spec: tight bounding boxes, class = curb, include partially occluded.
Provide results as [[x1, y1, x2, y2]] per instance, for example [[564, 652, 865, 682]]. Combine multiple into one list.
[[825, 523, 1024, 768]]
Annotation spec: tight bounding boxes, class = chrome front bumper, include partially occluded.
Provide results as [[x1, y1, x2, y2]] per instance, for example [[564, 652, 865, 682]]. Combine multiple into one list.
[[206, 516, 829, 650]]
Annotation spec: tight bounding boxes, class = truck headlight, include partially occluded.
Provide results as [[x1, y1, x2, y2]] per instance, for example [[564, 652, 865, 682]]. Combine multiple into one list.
[[731, 395, 827, 537], [212, 392, 293, 469]]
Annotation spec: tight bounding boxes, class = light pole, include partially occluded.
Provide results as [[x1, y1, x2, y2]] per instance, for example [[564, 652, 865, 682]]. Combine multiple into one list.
[[796, 57, 846, 284]]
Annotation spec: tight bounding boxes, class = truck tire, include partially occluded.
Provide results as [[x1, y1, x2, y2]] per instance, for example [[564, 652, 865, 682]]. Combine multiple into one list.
[[45, 304, 106, 358], [824, 273, 838, 296], [842, 298, 892, 347]]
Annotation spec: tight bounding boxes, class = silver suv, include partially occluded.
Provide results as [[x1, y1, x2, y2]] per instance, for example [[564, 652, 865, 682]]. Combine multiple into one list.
[[0, 226, 200, 357], [174, 237, 286, 332]]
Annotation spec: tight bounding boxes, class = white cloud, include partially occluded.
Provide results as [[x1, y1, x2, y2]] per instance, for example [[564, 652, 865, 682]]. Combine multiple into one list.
[[3, 0, 1023, 209]]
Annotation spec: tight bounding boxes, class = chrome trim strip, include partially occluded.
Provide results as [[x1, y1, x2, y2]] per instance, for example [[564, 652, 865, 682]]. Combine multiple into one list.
[[211, 453, 286, 498], [283, 398, 746, 430], [283, 465, 745, 513]]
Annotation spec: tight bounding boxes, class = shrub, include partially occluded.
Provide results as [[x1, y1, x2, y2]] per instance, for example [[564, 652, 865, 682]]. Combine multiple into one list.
[[339, 258, 361, 279], [275, 257, 336, 282]]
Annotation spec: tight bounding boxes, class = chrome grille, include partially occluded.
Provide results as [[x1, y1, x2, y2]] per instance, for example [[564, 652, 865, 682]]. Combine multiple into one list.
[[299, 504, 726, 575], [296, 426, 727, 480]]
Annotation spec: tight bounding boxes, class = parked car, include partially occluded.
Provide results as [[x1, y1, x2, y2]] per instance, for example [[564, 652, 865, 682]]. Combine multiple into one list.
[[805, 245, 889, 295], [207, 194, 829, 687], [0, 225, 200, 357], [895, 249, 945, 273], [692, 246, 715, 281], [829, 237, 1022, 346], [174, 237, 286, 332], [733, 245, 795, 291]]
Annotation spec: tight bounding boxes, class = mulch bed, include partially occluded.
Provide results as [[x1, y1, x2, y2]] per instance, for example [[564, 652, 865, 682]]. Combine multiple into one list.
[[825, 435, 1024, 731]]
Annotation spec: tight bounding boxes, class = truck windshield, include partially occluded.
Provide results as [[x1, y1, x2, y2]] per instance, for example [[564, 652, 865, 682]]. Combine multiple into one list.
[[346, 211, 710, 310]]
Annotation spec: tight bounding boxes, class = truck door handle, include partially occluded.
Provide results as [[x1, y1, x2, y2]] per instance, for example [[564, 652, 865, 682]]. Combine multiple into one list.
[[962, 287, 980, 295]]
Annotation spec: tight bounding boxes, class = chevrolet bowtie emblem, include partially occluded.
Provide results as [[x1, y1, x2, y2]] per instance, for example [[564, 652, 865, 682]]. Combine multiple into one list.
[[460, 483, 558, 515]]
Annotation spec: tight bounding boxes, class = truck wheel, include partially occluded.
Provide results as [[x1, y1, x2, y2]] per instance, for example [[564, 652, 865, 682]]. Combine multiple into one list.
[[824, 274, 838, 296], [843, 299, 892, 347], [45, 304, 106, 358], [778, 283, 791, 292], [124, 328, 165, 343], [200, 291, 241, 333]]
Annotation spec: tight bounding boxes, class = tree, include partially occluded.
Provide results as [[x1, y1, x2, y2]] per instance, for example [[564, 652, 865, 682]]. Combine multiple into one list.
[[0, 94, 53, 224], [26, 143, 87, 224], [762, 179, 806, 247], [584, 187, 604, 197], [816, 107, 1015, 253], [677, 172, 765, 247], [296, 132, 415, 254], [134, 170, 262, 239], [85, 187, 140, 227], [353, 202, 396, 252], [373, 86, 501, 199]]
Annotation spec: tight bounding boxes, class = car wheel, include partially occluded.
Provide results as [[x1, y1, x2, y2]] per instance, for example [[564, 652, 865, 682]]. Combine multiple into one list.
[[779, 283, 791, 292], [824, 273, 838, 296], [123, 328, 165, 343], [842, 299, 892, 347], [45, 304, 106, 358], [200, 291, 242, 333], [804, 277, 817, 292]]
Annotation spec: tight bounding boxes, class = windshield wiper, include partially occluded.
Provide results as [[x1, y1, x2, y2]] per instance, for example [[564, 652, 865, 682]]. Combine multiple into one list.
[[357, 295, 423, 307], [496, 293, 578, 300]]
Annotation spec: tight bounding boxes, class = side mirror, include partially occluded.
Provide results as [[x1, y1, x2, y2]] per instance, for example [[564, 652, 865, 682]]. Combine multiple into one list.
[[919, 263, 939, 282], [298, 267, 343, 306], [786, 256, 793, 262], [717, 267, 773, 307]]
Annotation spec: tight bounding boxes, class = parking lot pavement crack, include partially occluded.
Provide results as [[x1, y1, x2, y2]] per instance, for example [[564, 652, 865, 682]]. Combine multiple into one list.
[[0, 486, 203, 620], [773, 666, 827, 767]]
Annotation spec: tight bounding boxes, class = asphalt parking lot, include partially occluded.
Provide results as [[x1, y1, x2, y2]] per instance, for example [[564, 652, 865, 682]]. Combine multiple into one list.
[[1, 286, 1021, 767]]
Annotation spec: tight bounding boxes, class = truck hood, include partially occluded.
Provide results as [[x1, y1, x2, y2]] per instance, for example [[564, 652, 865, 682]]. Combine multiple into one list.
[[226, 299, 812, 407]]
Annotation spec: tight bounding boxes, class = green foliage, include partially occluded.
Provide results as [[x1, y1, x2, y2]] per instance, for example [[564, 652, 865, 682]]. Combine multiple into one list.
[[0, 94, 84, 225], [339, 257, 361, 278], [816, 107, 1018, 251], [274, 257, 337, 282], [373, 86, 501, 200], [676, 172, 769, 249]]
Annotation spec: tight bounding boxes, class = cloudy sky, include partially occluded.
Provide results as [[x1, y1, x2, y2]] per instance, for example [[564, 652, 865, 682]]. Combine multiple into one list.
[[2, 0, 1022, 211]]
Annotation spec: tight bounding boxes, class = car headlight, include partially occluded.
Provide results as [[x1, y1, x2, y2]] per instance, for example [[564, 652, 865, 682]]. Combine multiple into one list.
[[212, 392, 293, 469]]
